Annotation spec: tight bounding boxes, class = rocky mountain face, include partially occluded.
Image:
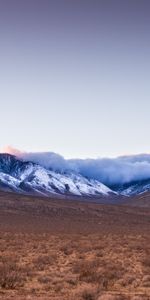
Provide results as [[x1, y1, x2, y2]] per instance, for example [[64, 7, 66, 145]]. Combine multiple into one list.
[[0, 154, 150, 198], [112, 179, 150, 196], [0, 154, 115, 197]]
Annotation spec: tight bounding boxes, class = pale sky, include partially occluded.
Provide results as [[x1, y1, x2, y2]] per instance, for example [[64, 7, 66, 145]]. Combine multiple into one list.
[[0, 0, 150, 158]]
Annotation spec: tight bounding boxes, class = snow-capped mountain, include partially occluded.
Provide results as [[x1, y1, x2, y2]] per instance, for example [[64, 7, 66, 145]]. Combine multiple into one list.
[[0, 154, 115, 197], [117, 179, 150, 196], [1, 154, 150, 198]]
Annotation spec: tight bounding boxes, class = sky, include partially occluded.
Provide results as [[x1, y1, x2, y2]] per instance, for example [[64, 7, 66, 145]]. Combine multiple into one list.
[[0, 0, 150, 159]]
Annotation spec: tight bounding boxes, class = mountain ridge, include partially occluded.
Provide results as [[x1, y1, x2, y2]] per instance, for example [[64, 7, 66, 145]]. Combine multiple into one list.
[[0, 153, 115, 197], [1, 153, 150, 198]]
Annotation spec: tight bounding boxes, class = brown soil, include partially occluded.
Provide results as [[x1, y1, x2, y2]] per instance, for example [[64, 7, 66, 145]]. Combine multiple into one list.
[[0, 191, 150, 299]]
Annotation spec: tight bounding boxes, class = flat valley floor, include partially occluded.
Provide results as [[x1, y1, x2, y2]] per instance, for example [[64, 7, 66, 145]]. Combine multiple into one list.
[[0, 192, 150, 300]]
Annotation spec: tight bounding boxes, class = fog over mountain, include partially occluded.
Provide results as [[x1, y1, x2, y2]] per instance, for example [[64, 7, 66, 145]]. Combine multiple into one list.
[[3, 146, 150, 187]]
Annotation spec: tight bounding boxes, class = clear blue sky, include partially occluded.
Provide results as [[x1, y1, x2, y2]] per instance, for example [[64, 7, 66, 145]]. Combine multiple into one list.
[[0, 0, 150, 158]]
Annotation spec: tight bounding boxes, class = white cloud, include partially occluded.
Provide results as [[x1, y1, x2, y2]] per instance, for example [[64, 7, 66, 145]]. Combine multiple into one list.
[[2, 146, 150, 186]]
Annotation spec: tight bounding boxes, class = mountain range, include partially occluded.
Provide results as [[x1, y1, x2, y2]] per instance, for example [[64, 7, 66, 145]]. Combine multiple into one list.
[[0, 153, 150, 198]]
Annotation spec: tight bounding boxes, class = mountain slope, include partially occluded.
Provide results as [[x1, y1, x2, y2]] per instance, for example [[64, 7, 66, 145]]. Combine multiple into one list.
[[0, 154, 115, 197], [1, 153, 150, 198], [119, 179, 150, 196]]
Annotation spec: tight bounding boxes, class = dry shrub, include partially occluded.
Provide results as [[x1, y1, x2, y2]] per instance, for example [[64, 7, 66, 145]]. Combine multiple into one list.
[[118, 275, 136, 287], [37, 275, 51, 284], [0, 261, 26, 289], [81, 288, 97, 300], [33, 254, 57, 270], [142, 257, 150, 268], [73, 260, 100, 283], [73, 259, 125, 290], [73, 285, 98, 300], [65, 274, 77, 285], [100, 262, 125, 284], [74, 260, 109, 290], [59, 240, 79, 255], [54, 282, 63, 292], [142, 275, 150, 287], [60, 244, 74, 255]]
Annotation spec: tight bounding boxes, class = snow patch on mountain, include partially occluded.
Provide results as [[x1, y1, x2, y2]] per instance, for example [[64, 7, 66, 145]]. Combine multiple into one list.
[[0, 154, 115, 197]]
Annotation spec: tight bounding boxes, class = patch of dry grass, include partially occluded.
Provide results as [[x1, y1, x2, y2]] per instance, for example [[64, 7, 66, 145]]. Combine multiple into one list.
[[0, 233, 150, 299], [0, 191, 150, 299], [0, 259, 27, 289]]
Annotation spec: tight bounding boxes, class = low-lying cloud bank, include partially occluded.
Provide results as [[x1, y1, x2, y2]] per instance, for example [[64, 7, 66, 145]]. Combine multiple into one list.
[[2, 146, 150, 187]]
